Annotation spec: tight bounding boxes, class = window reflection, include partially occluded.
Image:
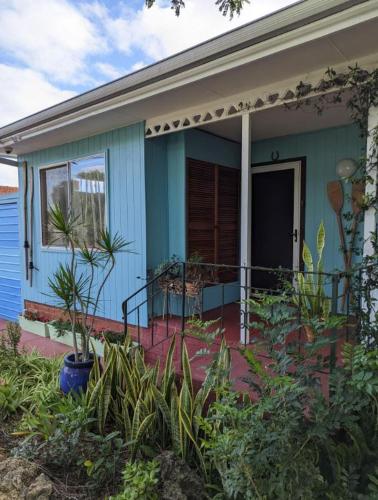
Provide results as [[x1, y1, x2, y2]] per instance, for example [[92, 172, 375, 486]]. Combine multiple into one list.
[[40, 154, 106, 247]]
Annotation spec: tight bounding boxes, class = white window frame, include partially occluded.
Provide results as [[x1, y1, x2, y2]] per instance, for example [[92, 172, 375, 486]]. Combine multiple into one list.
[[39, 152, 108, 251]]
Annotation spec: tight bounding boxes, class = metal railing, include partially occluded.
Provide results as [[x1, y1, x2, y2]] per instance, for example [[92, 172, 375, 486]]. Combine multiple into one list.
[[121, 260, 377, 388]]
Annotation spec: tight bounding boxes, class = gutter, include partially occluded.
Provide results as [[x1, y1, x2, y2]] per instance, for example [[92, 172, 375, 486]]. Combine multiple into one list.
[[0, 156, 18, 167], [0, 0, 371, 142]]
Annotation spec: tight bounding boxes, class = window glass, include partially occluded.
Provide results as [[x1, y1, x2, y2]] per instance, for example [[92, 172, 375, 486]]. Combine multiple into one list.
[[70, 155, 106, 246], [40, 165, 68, 246], [40, 154, 106, 247]]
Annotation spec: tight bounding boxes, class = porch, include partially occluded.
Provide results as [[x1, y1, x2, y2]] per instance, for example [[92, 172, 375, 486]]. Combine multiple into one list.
[[144, 96, 377, 344], [122, 259, 363, 396]]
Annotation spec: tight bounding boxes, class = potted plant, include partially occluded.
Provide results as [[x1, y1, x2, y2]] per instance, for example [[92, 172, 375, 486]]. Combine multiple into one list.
[[155, 253, 215, 315], [47, 204, 131, 394]]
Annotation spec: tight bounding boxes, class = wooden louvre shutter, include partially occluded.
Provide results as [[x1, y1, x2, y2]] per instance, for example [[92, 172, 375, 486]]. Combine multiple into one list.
[[217, 166, 240, 275], [187, 158, 240, 280], [187, 159, 215, 263]]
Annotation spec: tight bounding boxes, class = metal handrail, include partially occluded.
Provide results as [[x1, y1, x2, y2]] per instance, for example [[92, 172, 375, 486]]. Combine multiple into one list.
[[121, 260, 375, 346], [122, 261, 180, 336]]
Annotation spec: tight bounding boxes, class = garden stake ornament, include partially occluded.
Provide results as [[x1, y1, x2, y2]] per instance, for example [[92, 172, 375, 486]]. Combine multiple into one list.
[[327, 180, 364, 309]]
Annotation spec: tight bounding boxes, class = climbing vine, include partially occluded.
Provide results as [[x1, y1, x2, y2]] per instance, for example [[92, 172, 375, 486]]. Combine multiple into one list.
[[293, 66, 378, 346], [239, 65, 378, 345]]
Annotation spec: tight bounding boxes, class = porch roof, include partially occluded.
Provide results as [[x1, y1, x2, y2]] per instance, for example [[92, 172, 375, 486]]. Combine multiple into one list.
[[0, 0, 377, 154]]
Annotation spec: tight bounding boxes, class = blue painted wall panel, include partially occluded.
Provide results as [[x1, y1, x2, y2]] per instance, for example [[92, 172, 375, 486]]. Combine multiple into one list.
[[168, 132, 186, 259], [145, 129, 241, 272], [18, 123, 147, 326], [185, 129, 240, 169], [145, 136, 169, 271], [0, 195, 22, 320]]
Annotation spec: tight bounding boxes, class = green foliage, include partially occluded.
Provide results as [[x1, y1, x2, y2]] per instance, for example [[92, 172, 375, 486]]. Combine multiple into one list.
[[202, 386, 324, 499], [87, 335, 231, 471], [201, 335, 378, 499], [343, 343, 378, 396], [79, 431, 125, 491], [145, 0, 249, 18], [0, 321, 22, 356], [246, 292, 347, 392], [13, 403, 94, 469], [0, 349, 63, 423], [111, 459, 160, 500], [0, 376, 29, 420], [47, 203, 131, 361], [293, 221, 332, 322]]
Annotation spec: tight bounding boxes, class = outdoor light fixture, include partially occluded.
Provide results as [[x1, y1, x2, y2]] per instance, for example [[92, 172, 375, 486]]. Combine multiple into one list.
[[336, 158, 358, 178]]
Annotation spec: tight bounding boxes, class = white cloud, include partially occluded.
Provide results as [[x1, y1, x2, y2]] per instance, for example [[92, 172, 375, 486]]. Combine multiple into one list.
[[103, 0, 298, 61], [132, 61, 146, 72], [0, 164, 18, 186], [0, 0, 107, 84], [0, 64, 75, 127], [95, 62, 123, 80], [0, 0, 299, 129]]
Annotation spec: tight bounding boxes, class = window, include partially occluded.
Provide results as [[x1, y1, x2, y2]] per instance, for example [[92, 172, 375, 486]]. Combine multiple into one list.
[[40, 154, 106, 247]]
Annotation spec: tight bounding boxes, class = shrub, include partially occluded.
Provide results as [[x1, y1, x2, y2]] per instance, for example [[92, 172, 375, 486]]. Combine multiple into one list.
[[0, 321, 22, 356], [111, 460, 160, 500], [13, 402, 94, 468], [201, 343, 378, 499], [0, 376, 29, 420]]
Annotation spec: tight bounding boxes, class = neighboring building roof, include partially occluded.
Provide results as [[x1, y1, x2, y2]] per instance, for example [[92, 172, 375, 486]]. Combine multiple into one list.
[[0, 0, 370, 142], [0, 186, 18, 195]]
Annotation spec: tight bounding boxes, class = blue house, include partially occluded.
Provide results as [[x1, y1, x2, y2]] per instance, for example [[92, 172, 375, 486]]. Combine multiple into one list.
[[0, 0, 377, 345]]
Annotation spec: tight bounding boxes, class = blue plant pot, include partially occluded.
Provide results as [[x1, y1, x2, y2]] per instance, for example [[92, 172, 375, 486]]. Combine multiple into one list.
[[60, 353, 95, 395]]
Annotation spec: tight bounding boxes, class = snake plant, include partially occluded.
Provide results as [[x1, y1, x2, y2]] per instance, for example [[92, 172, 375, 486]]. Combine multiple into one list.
[[294, 221, 331, 322], [86, 334, 231, 471]]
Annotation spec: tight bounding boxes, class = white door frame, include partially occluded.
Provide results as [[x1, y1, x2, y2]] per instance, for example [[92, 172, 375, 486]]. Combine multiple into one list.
[[251, 160, 302, 273]]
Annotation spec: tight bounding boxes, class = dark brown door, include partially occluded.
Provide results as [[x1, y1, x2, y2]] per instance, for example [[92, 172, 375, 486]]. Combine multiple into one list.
[[251, 168, 295, 290]]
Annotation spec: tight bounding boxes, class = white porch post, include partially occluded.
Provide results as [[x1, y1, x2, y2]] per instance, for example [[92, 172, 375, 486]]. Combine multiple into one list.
[[240, 112, 252, 344], [362, 106, 378, 328], [363, 106, 378, 257]]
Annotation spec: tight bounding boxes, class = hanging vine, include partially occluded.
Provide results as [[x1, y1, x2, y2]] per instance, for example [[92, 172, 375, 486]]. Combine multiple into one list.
[[239, 65, 378, 345]]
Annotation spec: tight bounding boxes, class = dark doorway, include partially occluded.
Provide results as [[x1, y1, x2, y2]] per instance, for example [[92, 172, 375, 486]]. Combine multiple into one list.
[[251, 163, 301, 290]]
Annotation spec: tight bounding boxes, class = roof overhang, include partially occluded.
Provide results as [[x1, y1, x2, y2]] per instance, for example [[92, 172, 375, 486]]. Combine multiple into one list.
[[0, 156, 18, 167], [0, 0, 377, 154]]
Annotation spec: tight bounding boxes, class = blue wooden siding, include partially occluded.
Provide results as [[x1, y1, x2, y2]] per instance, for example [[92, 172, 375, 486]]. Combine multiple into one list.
[[145, 136, 169, 271], [252, 123, 365, 272], [185, 128, 240, 169], [19, 123, 147, 326], [0, 194, 22, 320], [145, 129, 242, 313], [168, 133, 186, 258], [146, 124, 364, 276], [145, 128, 241, 272]]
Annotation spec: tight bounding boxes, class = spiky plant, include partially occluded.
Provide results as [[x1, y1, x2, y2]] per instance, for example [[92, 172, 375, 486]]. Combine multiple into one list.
[[294, 221, 330, 319], [47, 204, 132, 361], [87, 335, 231, 472]]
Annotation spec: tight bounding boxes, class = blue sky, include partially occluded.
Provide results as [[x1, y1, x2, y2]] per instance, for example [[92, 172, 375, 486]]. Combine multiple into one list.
[[0, 0, 296, 185]]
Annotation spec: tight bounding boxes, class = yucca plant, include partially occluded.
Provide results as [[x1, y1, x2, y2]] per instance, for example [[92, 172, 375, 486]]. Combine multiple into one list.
[[47, 204, 131, 361]]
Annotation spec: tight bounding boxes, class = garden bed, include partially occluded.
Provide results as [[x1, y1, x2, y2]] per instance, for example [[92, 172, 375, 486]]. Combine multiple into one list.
[[18, 315, 141, 358], [18, 316, 50, 339]]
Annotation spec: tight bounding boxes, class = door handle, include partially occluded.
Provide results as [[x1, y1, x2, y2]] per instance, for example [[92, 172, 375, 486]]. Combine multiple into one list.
[[291, 229, 298, 243]]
